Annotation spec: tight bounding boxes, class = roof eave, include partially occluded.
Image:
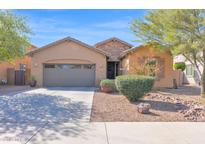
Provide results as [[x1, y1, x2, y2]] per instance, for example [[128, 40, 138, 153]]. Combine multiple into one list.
[[118, 46, 140, 59], [27, 37, 109, 57]]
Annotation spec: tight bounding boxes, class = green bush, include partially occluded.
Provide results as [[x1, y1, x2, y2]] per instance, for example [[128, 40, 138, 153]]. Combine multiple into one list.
[[173, 62, 186, 71], [30, 75, 36, 82], [115, 75, 155, 101], [100, 79, 116, 91]]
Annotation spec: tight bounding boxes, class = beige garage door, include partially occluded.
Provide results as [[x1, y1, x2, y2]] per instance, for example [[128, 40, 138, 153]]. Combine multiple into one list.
[[43, 64, 95, 87]]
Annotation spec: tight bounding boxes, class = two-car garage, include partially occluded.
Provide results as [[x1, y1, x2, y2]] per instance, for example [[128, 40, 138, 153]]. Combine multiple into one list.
[[29, 37, 107, 87], [43, 64, 95, 87]]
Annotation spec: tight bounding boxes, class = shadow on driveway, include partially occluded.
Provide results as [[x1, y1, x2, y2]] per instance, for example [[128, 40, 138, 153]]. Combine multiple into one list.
[[0, 91, 91, 143]]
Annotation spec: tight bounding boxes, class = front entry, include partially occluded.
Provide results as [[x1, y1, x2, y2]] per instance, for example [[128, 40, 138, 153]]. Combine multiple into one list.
[[107, 62, 119, 79]]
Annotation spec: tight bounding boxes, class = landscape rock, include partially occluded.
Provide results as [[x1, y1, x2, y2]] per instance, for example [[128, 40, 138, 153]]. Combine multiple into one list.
[[193, 105, 205, 111], [145, 92, 205, 121], [137, 103, 151, 114]]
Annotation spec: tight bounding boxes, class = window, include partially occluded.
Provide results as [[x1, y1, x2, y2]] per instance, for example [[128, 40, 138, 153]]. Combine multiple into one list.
[[186, 64, 195, 76], [56, 64, 69, 69], [45, 64, 55, 68], [146, 59, 157, 66], [83, 64, 95, 69], [70, 64, 81, 69], [56, 64, 82, 69], [145, 58, 157, 77]]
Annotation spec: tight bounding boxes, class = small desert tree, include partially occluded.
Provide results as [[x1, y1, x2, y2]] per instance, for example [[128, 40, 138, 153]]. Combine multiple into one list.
[[0, 10, 31, 62], [131, 9, 205, 97]]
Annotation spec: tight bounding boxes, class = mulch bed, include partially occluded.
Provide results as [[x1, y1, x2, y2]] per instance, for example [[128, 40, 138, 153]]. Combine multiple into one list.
[[90, 88, 205, 122]]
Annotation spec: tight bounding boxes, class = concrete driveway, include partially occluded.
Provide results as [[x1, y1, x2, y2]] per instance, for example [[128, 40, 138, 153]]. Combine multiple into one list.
[[0, 87, 96, 143]]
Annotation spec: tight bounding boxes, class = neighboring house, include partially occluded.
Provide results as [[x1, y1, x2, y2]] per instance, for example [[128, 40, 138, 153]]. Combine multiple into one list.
[[0, 45, 37, 84], [28, 37, 174, 88], [174, 55, 203, 85]]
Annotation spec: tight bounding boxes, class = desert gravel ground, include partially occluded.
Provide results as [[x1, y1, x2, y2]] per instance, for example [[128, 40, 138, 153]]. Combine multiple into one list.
[[91, 85, 205, 122]]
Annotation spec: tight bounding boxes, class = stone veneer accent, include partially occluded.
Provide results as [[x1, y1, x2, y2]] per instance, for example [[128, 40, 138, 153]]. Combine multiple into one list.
[[95, 40, 132, 61]]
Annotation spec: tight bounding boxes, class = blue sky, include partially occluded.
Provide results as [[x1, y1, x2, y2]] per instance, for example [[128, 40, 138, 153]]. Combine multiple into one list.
[[14, 10, 147, 47]]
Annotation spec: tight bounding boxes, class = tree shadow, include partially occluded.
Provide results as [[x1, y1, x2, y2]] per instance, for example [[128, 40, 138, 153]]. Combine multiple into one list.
[[0, 91, 92, 143]]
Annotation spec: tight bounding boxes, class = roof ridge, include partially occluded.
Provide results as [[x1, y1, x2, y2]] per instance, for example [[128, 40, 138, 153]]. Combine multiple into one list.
[[94, 37, 133, 47]]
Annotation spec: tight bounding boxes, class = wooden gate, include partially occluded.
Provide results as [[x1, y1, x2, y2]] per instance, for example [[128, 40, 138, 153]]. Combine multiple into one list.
[[7, 68, 15, 85]]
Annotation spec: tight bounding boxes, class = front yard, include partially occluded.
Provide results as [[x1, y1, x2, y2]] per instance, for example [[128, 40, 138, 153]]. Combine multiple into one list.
[[91, 85, 205, 122]]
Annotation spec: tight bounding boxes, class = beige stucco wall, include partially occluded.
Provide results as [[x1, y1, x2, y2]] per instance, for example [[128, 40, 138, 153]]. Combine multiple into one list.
[[31, 40, 107, 87], [121, 46, 174, 88], [173, 70, 183, 86]]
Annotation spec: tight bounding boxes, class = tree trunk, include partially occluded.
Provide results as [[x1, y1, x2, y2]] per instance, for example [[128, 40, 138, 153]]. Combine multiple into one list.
[[201, 50, 205, 98], [194, 59, 202, 77], [193, 52, 202, 77]]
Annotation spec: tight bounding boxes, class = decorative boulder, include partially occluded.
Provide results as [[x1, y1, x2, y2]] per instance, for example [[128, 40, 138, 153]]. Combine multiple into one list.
[[137, 103, 151, 114]]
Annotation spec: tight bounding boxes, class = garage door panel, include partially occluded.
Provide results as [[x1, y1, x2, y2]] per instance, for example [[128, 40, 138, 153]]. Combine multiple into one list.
[[43, 64, 95, 87]]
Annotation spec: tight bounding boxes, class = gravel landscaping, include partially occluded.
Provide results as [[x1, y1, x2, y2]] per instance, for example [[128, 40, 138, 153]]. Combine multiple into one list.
[[90, 85, 205, 122]]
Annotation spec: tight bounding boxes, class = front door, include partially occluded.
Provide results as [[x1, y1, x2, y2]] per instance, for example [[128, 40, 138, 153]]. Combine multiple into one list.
[[107, 62, 118, 79]]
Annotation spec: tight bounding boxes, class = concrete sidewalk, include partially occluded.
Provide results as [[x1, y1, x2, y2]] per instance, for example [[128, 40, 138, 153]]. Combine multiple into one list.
[[105, 122, 205, 144], [26, 122, 205, 144]]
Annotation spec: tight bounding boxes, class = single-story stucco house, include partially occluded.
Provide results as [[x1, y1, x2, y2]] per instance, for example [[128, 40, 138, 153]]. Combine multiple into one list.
[[28, 37, 174, 88]]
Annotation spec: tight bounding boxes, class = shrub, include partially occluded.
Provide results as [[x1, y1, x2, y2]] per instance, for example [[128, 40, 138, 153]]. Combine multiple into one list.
[[30, 75, 36, 82], [29, 75, 37, 87], [173, 62, 186, 71], [100, 79, 116, 91], [115, 75, 155, 101]]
